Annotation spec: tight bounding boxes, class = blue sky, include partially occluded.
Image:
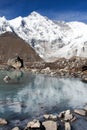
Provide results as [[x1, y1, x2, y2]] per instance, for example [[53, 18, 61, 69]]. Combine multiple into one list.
[[0, 0, 87, 22]]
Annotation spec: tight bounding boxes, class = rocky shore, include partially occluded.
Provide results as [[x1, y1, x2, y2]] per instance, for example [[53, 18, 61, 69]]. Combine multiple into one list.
[[0, 56, 87, 82], [24, 56, 87, 82], [1, 105, 87, 130]]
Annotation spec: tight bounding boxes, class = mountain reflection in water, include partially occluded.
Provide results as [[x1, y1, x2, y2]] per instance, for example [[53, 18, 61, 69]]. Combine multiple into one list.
[[0, 71, 87, 120]]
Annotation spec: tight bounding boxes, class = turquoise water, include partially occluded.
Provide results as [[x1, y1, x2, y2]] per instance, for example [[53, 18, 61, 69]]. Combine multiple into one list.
[[0, 70, 87, 121]]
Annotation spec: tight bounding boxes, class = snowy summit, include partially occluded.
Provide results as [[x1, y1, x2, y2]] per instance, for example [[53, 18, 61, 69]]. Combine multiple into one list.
[[0, 11, 87, 61]]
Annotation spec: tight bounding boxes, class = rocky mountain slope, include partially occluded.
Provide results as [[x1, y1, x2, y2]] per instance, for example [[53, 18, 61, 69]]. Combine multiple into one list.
[[0, 12, 87, 61], [0, 32, 42, 62]]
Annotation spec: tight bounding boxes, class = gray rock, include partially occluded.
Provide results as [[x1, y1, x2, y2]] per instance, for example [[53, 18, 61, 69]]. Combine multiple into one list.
[[84, 105, 87, 111], [70, 116, 77, 122], [43, 114, 49, 119], [7, 56, 23, 69], [3, 75, 11, 83], [65, 122, 71, 130], [42, 120, 58, 130], [0, 118, 7, 125], [43, 114, 57, 120], [41, 67, 51, 74], [64, 110, 73, 121], [81, 77, 87, 83], [58, 111, 65, 118], [25, 119, 41, 129], [31, 69, 38, 73], [58, 110, 73, 122], [74, 109, 86, 116], [12, 127, 20, 130]]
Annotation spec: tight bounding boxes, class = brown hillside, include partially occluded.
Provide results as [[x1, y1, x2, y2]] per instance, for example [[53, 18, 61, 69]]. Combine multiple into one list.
[[0, 32, 42, 62]]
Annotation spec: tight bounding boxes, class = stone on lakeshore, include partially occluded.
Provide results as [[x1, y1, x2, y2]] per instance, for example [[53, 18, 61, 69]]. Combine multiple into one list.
[[31, 69, 38, 73], [43, 114, 57, 120], [12, 127, 20, 130], [3, 75, 11, 83], [70, 116, 77, 122], [81, 77, 87, 83], [0, 118, 7, 125], [64, 110, 73, 121], [50, 71, 57, 76], [84, 105, 87, 111], [58, 111, 65, 118], [82, 65, 87, 71], [41, 67, 51, 74], [25, 119, 41, 129], [49, 114, 57, 120], [65, 122, 71, 130], [43, 114, 49, 119], [7, 56, 23, 69], [42, 120, 58, 130], [65, 110, 70, 115], [58, 110, 75, 122], [74, 109, 86, 116]]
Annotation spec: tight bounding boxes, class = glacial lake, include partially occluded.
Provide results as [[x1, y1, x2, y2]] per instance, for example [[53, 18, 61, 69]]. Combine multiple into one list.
[[0, 70, 87, 123]]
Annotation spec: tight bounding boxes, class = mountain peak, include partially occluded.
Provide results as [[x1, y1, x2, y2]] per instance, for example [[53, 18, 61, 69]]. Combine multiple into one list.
[[0, 12, 87, 61], [9, 16, 22, 28], [27, 11, 45, 20], [30, 11, 41, 17], [0, 16, 6, 21]]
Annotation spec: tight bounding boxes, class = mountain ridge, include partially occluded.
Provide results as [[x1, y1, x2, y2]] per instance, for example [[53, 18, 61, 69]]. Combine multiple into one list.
[[0, 11, 87, 61]]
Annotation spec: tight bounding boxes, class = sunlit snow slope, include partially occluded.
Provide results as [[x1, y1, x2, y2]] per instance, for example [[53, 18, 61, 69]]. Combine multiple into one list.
[[0, 11, 87, 61]]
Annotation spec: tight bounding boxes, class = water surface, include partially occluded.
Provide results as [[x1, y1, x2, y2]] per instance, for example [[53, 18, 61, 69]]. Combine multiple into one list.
[[0, 70, 87, 121]]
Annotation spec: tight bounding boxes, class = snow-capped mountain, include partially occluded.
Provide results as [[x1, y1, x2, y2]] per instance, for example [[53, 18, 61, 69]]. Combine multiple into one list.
[[0, 11, 87, 61]]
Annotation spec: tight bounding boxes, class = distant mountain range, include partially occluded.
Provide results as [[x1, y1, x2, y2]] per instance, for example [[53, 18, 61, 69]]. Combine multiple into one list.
[[0, 11, 87, 61]]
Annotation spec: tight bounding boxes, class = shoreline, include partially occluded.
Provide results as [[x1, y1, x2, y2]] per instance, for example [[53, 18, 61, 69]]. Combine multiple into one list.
[[0, 58, 87, 82], [0, 64, 84, 80], [0, 106, 87, 130], [25, 56, 87, 81]]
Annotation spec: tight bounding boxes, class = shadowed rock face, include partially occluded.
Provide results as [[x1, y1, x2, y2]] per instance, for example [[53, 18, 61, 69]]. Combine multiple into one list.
[[0, 32, 42, 63]]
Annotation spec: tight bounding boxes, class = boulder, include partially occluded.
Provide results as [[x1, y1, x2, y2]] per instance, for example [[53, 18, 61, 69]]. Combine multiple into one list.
[[43, 114, 49, 120], [70, 116, 76, 122], [3, 75, 11, 83], [58, 111, 65, 118], [31, 69, 38, 73], [7, 56, 23, 69], [84, 105, 87, 111], [65, 122, 71, 130], [41, 67, 51, 74], [81, 77, 87, 83], [64, 110, 73, 121], [0, 118, 7, 125], [43, 114, 57, 120], [82, 65, 87, 71], [25, 119, 41, 129], [42, 120, 58, 130], [74, 109, 86, 116], [12, 127, 20, 130], [58, 110, 74, 122]]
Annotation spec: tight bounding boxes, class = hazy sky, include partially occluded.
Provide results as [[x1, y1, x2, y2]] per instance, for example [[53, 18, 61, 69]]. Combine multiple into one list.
[[0, 0, 87, 22]]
